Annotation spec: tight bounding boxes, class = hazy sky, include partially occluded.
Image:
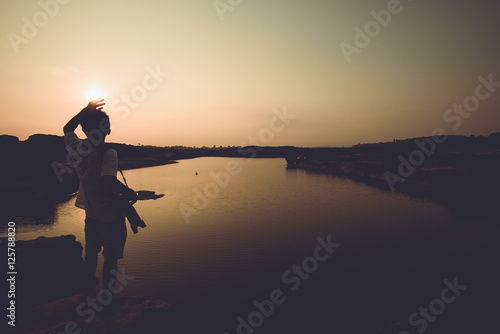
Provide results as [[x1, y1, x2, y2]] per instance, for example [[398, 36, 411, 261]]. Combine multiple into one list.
[[1, 0, 499, 147]]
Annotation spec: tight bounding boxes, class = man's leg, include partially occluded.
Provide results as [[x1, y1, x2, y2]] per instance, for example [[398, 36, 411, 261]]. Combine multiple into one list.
[[103, 257, 118, 291], [84, 217, 103, 297], [84, 250, 98, 283], [102, 216, 127, 292]]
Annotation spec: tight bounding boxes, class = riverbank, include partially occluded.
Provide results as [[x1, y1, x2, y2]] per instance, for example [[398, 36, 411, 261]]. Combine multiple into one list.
[[287, 133, 500, 223]]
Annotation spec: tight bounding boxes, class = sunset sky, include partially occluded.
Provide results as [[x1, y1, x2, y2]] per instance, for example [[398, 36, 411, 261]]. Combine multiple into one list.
[[1, 0, 499, 147]]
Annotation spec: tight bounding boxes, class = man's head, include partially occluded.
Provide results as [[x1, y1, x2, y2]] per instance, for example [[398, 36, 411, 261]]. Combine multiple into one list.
[[80, 111, 111, 146]]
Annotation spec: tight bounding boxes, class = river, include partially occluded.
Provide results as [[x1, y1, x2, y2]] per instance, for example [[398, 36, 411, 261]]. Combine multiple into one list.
[[6, 157, 500, 333]]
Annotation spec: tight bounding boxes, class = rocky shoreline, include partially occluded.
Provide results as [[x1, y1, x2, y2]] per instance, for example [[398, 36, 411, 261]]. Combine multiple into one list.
[[1, 235, 170, 334]]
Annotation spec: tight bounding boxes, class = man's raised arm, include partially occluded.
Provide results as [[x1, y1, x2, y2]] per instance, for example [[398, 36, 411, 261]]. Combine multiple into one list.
[[63, 113, 83, 134], [63, 98, 105, 134]]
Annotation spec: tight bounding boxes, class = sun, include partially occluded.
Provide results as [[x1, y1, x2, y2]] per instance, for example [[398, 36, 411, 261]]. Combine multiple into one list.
[[85, 88, 105, 101]]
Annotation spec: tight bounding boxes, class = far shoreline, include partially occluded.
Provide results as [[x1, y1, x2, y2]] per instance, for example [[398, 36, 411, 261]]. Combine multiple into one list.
[[2, 132, 500, 223]]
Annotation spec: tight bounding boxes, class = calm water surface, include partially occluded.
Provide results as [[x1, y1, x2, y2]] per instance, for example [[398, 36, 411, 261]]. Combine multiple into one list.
[[9, 158, 500, 333]]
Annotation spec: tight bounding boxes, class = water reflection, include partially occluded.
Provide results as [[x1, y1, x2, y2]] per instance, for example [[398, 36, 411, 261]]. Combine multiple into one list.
[[1, 195, 75, 233]]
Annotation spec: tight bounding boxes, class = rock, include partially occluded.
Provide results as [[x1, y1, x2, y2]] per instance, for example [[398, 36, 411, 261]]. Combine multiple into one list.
[[0, 235, 87, 312]]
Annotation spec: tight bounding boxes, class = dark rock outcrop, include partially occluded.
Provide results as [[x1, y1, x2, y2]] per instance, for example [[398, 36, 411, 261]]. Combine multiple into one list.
[[2, 235, 170, 334], [1, 235, 87, 311]]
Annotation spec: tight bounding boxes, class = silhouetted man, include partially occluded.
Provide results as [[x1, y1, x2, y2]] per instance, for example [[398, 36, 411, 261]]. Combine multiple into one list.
[[63, 98, 137, 298]]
